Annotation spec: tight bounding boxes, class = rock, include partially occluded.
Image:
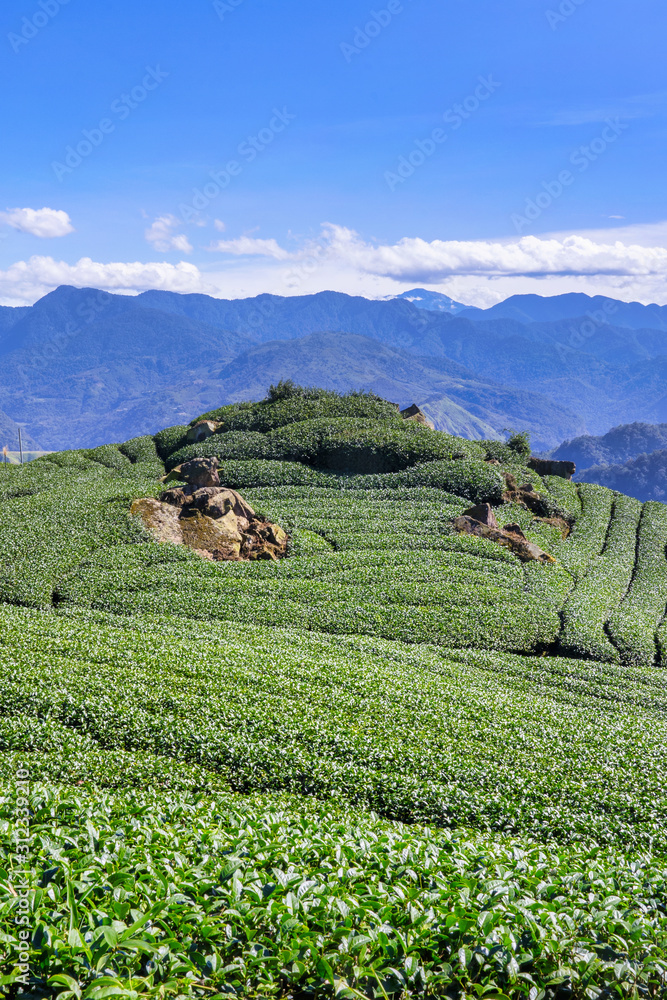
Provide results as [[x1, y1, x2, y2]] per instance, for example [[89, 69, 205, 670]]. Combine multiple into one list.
[[502, 473, 545, 514], [159, 486, 256, 522], [201, 488, 256, 521], [186, 419, 221, 443], [485, 457, 502, 466], [452, 515, 556, 563], [241, 521, 289, 561], [503, 522, 527, 540], [131, 497, 242, 557], [161, 465, 185, 486], [462, 503, 499, 529], [179, 456, 220, 487], [135, 484, 287, 562], [130, 498, 183, 545], [528, 457, 576, 481], [159, 485, 195, 507], [179, 508, 243, 560], [400, 403, 435, 430]]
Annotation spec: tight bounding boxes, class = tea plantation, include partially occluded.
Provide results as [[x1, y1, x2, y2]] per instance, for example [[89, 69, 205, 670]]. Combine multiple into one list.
[[2, 388, 667, 999]]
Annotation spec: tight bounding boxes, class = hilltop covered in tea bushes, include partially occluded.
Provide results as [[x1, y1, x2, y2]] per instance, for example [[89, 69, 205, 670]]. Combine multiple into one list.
[[2, 385, 667, 1000]]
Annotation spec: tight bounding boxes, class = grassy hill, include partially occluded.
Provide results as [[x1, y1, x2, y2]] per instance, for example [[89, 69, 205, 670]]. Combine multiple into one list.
[[2, 386, 667, 999]]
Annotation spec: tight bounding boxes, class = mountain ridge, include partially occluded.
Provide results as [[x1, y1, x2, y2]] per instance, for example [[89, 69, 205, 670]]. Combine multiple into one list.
[[3, 284, 667, 451]]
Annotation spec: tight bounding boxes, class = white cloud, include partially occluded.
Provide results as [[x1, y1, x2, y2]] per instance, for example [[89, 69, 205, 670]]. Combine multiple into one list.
[[145, 215, 193, 254], [316, 224, 667, 280], [214, 219, 226, 232], [3, 223, 667, 308], [206, 236, 292, 259], [1, 207, 74, 238], [0, 255, 205, 305]]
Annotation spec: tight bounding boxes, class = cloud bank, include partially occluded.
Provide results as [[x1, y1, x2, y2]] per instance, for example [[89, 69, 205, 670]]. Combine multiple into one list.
[[317, 225, 667, 280], [1, 223, 667, 306], [0, 256, 204, 305]]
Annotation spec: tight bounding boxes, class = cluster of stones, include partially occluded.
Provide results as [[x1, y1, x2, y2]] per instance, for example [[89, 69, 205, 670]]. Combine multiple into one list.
[[131, 457, 288, 562], [453, 503, 557, 564], [452, 470, 574, 564]]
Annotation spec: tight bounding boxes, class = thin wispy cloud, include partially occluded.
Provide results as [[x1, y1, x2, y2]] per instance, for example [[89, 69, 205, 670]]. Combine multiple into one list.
[[537, 90, 667, 127], [206, 236, 292, 259], [145, 215, 193, 254]]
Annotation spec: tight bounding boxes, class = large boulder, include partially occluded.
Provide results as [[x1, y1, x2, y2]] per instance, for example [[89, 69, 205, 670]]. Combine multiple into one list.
[[179, 508, 243, 561], [132, 485, 288, 562], [130, 498, 183, 545], [159, 486, 256, 523]]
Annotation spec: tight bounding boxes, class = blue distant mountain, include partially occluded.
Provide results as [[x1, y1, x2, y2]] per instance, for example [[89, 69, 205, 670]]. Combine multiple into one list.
[[2, 284, 667, 452], [458, 292, 667, 331], [389, 288, 469, 315]]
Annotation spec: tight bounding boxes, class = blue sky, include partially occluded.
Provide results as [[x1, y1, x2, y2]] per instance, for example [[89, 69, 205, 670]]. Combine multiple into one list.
[[0, 0, 666, 305]]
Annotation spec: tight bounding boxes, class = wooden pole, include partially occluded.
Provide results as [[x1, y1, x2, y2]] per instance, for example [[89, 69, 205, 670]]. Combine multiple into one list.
[[18, 427, 23, 465]]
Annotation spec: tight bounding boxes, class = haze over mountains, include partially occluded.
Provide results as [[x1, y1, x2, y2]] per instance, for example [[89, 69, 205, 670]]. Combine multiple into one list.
[[2, 284, 667, 453]]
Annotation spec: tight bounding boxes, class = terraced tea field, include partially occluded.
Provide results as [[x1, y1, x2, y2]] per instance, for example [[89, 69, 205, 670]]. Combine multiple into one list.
[[2, 390, 667, 999]]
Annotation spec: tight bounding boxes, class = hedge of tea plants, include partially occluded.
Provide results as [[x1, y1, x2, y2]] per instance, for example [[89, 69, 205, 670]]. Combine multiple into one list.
[[559, 493, 643, 662], [607, 501, 667, 667]]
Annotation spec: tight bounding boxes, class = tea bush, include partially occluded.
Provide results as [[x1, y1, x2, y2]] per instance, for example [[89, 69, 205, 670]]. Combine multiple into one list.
[[211, 459, 504, 503], [195, 390, 403, 433], [167, 430, 277, 469], [166, 419, 487, 474], [119, 434, 161, 466], [4, 781, 667, 1000], [153, 423, 189, 461]]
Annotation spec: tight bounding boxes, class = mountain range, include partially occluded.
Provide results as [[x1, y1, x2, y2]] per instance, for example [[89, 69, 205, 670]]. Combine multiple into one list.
[[2, 285, 667, 452], [547, 422, 667, 502]]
